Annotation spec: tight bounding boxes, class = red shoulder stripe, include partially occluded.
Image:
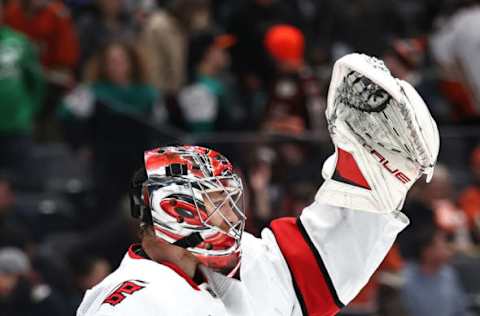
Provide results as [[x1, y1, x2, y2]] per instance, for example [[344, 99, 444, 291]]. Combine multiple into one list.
[[159, 260, 200, 291], [127, 244, 145, 259], [270, 217, 343, 316], [127, 244, 201, 291]]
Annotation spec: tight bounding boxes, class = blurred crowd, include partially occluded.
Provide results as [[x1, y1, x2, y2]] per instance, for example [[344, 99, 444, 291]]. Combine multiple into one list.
[[0, 0, 480, 315]]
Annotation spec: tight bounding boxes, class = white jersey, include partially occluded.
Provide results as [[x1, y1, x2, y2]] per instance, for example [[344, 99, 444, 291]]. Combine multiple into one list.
[[77, 201, 408, 316]]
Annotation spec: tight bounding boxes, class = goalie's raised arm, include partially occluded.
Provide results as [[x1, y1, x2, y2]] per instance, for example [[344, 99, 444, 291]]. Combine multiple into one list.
[[266, 53, 440, 315], [76, 54, 440, 316]]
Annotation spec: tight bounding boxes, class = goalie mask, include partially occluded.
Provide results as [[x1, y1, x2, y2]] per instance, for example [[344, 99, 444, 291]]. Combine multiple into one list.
[[130, 145, 245, 276]]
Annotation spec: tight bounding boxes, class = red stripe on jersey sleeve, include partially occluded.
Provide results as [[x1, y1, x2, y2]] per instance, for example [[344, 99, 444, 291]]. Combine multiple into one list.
[[270, 217, 343, 316]]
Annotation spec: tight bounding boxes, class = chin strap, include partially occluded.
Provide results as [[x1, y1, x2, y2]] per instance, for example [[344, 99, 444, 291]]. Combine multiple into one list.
[[173, 232, 204, 249]]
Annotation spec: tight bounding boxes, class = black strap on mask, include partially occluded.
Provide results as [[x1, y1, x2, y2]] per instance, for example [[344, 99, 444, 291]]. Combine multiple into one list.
[[173, 232, 204, 249], [130, 167, 153, 226]]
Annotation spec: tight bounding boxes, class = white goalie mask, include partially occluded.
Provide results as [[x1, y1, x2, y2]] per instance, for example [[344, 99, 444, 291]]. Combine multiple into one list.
[[130, 146, 246, 276]]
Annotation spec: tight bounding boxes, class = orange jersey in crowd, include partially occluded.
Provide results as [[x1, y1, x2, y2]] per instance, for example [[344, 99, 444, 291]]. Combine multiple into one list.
[[4, 0, 79, 69]]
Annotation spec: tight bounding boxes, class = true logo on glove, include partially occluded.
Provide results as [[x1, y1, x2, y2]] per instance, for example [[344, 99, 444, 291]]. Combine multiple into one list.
[[362, 144, 411, 184]]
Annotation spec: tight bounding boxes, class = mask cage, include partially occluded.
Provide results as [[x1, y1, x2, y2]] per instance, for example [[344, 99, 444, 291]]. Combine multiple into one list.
[[143, 173, 246, 244]]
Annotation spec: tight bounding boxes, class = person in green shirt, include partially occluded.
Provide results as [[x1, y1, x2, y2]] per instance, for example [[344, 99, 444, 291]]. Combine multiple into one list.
[[60, 41, 162, 223], [0, 5, 45, 173]]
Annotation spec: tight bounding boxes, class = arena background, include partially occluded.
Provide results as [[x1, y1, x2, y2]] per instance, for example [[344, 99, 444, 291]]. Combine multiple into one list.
[[0, 0, 479, 315]]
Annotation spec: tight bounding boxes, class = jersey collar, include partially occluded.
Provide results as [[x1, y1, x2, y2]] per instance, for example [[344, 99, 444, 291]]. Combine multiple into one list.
[[126, 244, 203, 291]]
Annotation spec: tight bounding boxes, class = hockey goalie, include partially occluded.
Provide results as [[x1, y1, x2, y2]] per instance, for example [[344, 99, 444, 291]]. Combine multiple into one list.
[[77, 53, 440, 316]]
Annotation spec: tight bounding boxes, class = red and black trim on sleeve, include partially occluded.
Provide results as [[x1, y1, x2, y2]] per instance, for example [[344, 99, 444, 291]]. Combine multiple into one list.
[[270, 217, 344, 316], [103, 280, 147, 306]]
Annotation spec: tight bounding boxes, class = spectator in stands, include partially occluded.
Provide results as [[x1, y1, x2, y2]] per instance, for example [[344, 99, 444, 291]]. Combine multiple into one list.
[[67, 254, 110, 313], [271, 142, 322, 224], [60, 41, 160, 223], [76, 0, 135, 72], [262, 25, 325, 135], [246, 146, 279, 235], [246, 143, 321, 234], [5, 0, 79, 75], [72, 256, 110, 292], [226, 0, 294, 86], [324, 0, 405, 59], [401, 224, 469, 316], [281, 181, 316, 217], [4, 0, 79, 139], [401, 199, 435, 239], [275, 141, 321, 186], [0, 247, 67, 316], [383, 38, 424, 84], [141, 0, 211, 127], [430, 0, 480, 122], [383, 38, 450, 123], [458, 145, 480, 243], [341, 246, 406, 316], [125, 0, 157, 33], [178, 31, 238, 132], [412, 165, 472, 252], [0, 5, 45, 174], [64, 0, 95, 18], [225, 0, 295, 128]]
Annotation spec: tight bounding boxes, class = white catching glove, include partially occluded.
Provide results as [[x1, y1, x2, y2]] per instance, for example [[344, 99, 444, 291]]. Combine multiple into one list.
[[316, 53, 440, 213]]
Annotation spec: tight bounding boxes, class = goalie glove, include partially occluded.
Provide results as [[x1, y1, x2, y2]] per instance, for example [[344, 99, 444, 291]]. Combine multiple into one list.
[[317, 53, 440, 213]]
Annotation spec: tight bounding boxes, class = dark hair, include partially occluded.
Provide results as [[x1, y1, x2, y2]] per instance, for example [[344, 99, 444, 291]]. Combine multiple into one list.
[[84, 41, 150, 84], [166, 0, 210, 26], [398, 201, 439, 260], [186, 31, 216, 82], [401, 223, 439, 261], [68, 252, 103, 278], [402, 201, 435, 228], [0, 169, 13, 185]]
